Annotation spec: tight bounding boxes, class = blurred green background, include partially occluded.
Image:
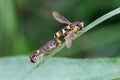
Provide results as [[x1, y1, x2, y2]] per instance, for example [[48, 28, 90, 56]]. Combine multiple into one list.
[[0, 0, 120, 58]]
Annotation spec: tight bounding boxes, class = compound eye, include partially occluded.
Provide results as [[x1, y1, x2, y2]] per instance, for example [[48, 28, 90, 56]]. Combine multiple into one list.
[[77, 22, 83, 30]]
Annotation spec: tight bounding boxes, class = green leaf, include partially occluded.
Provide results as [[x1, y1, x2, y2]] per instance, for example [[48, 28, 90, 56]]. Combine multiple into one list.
[[1, 56, 120, 80]]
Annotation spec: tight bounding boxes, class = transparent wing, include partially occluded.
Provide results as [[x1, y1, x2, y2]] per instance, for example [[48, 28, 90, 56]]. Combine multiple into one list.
[[52, 11, 71, 24], [64, 31, 74, 48]]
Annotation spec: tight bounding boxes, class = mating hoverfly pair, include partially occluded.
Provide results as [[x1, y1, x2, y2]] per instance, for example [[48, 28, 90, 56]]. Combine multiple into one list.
[[30, 11, 84, 63]]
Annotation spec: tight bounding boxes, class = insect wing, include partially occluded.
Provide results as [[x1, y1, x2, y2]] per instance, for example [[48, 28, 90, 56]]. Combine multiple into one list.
[[64, 31, 74, 48], [52, 11, 71, 24]]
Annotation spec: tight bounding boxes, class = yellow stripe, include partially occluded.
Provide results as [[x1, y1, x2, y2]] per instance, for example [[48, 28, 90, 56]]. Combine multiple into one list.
[[55, 32, 60, 37], [36, 50, 39, 53], [62, 29, 66, 34], [67, 25, 71, 29], [73, 26, 78, 32]]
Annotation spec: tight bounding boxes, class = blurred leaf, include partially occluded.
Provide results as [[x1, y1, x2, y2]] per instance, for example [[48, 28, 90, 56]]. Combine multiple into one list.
[[113, 78, 120, 80], [1, 56, 120, 80]]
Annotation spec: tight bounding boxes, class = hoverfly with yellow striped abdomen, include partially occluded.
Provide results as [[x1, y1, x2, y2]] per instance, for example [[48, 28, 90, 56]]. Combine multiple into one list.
[[53, 11, 84, 48], [30, 11, 84, 63]]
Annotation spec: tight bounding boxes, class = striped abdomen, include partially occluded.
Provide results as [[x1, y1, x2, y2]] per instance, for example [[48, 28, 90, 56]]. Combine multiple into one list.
[[54, 25, 71, 46], [54, 25, 71, 38], [30, 39, 57, 63]]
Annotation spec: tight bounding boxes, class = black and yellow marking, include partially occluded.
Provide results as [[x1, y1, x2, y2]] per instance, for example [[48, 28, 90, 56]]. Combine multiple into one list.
[[54, 25, 71, 38], [36, 50, 39, 53], [73, 26, 78, 32], [55, 32, 61, 38], [66, 25, 71, 30], [54, 23, 83, 46], [61, 29, 66, 34]]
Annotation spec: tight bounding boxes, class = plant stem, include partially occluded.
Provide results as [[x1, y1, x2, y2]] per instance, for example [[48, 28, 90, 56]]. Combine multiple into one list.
[[76, 7, 120, 38]]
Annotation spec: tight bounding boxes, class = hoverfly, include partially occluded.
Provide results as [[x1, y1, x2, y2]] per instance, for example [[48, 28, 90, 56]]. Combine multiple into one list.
[[53, 11, 84, 48], [30, 11, 84, 63], [30, 39, 57, 63]]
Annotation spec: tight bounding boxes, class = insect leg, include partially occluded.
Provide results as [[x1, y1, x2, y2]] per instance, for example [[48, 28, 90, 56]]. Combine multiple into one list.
[[73, 33, 77, 37], [40, 54, 44, 62]]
